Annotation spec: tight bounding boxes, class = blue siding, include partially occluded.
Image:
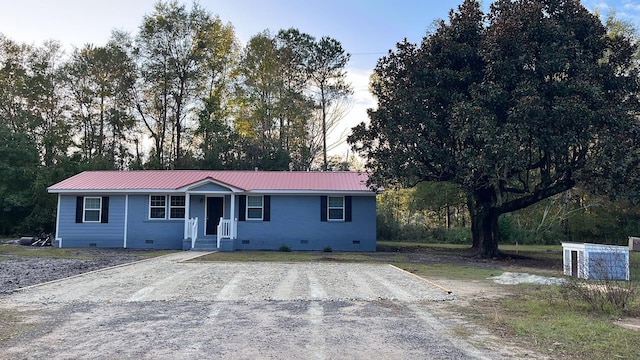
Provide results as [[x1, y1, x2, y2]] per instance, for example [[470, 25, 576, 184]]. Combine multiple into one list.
[[126, 195, 184, 249], [190, 182, 230, 192], [57, 195, 125, 248], [235, 195, 376, 251], [588, 251, 628, 280], [189, 195, 206, 237], [57, 193, 376, 251]]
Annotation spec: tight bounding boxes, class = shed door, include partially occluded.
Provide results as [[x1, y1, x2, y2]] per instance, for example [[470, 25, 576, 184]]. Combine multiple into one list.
[[206, 197, 224, 235], [571, 250, 578, 277]]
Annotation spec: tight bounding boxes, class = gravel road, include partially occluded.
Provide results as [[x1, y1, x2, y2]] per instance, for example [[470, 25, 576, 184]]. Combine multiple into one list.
[[0, 252, 538, 359]]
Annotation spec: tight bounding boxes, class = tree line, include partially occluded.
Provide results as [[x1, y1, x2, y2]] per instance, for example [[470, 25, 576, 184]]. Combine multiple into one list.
[[0, 1, 352, 235]]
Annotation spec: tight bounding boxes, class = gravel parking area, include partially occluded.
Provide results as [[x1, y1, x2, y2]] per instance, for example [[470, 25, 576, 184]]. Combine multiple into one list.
[[0, 252, 533, 359]]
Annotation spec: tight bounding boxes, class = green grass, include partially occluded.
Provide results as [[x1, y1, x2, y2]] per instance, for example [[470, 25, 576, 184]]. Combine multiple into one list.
[[631, 252, 640, 282], [379, 240, 563, 257], [489, 285, 640, 360], [390, 262, 500, 281], [379, 240, 469, 249]]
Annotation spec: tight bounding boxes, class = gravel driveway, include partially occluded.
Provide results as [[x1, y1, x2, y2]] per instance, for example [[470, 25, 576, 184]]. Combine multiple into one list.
[[0, 252, 517, 359]]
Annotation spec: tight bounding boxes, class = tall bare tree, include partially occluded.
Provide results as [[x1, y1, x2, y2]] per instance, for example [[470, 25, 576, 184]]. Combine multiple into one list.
[[308, 37, 351, 170], [64, 40, 136, 167], [134, 1, 226, 168]]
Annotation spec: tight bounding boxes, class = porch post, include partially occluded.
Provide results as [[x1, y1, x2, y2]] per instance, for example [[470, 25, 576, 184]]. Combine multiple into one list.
[[183, 192, 190, 239], [230, 193, 236, 239]]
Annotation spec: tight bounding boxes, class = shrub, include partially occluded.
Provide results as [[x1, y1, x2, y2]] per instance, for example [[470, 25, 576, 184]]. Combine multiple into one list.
[[431, 227, 471, 244], [278, 244, 291, 252], [323, 246, 332, 252], [559, 259, 638, 316]]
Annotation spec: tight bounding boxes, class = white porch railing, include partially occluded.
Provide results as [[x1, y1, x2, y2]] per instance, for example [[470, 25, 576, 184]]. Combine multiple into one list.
[[216, 218, 235, 248], [187, 217, 198, 249]]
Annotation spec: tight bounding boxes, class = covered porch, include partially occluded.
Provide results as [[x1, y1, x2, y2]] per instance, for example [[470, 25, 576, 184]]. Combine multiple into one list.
[[181, 179, 241, 251]]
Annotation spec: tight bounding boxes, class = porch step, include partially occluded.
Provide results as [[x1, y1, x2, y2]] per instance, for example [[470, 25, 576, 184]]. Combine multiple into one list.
[[192, 238, 219, 251]]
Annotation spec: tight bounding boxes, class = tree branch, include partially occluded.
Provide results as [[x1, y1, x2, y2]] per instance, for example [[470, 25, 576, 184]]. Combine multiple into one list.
[[499, 178, 576, 214]]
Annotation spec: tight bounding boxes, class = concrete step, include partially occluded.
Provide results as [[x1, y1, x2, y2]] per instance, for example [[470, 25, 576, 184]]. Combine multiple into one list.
[[192, 245, 219, 251], [192, 238, 219, 251]]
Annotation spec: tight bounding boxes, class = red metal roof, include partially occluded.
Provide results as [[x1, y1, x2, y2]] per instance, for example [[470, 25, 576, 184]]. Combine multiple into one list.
[[48, 170, 373, 193]]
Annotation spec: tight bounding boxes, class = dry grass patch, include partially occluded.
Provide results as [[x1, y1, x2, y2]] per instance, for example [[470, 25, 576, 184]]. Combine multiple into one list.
[[458, 284, 640, 360]]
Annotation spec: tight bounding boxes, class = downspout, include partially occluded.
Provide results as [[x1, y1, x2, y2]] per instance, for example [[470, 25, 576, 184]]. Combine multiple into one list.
[[55, 194, 62, 248]]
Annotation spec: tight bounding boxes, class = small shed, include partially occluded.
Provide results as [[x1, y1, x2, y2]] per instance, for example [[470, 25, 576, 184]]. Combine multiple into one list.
[[629, 236, 640, 252], [562, 242, 629, 281]]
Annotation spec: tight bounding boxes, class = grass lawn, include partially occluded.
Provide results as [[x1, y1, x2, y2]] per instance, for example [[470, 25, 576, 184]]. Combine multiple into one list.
[[507, 288, 638, 359]]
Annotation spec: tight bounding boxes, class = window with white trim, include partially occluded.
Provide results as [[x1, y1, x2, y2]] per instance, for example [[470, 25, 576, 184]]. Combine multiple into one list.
[[170, 195, 186, 219], [246, 195, 263, 220], [149, 195, 166, 219], [328, 196, 345, 221], [84, 197, 102, 222]]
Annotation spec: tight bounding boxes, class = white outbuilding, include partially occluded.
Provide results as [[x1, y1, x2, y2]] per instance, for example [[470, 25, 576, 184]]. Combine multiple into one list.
[[561, 242, 629, 281]]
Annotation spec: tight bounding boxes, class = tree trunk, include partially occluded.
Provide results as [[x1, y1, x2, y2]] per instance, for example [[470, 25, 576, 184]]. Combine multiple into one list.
[[469, 189, 500, 258], [321, 86, 328, 171], [470, 207, 500, 258], [98, 91, 105, 157]]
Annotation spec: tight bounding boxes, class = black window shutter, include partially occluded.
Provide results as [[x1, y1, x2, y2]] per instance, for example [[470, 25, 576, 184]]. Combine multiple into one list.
[[263, 195, 271, 221], [345, 196, 352, 222], [320, 196, 327, 222], [75, 196, 84, 223], [238, 195, 246, 221], [101, 196, 109, 223]]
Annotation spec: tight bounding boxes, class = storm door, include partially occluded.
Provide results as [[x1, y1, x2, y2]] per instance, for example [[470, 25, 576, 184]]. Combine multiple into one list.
[[206, 197, 224, 235]]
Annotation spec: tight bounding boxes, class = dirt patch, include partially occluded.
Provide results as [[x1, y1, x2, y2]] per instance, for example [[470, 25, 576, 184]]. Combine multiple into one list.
[[616, 317, 640, 331], [0, 246, 150, 293], [376, 244, 563, 271]]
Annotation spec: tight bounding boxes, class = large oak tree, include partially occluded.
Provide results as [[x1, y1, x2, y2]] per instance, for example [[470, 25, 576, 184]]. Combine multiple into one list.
[[349, 0, 640, 257]]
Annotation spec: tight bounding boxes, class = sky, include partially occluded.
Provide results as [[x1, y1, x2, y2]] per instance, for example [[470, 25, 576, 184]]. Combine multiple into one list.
[[1, 0, 639, 156]]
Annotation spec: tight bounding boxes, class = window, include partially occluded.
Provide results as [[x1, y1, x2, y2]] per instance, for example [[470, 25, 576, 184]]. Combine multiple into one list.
[[150, 195, 166, 219], [76, 196, 108, 224], [170, 195, 186, 219], [83, 197, 102, 222], [246, 195, 263, 220], [328, 196, 344, 221]]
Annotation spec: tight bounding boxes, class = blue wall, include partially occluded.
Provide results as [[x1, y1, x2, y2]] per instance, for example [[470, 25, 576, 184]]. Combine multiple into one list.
[[57, 193, 377, 251], [57, 195, 126, 248], [235, 195, 376, 251], [588, 251, 628, 280], [126, 195, 184, 249]]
